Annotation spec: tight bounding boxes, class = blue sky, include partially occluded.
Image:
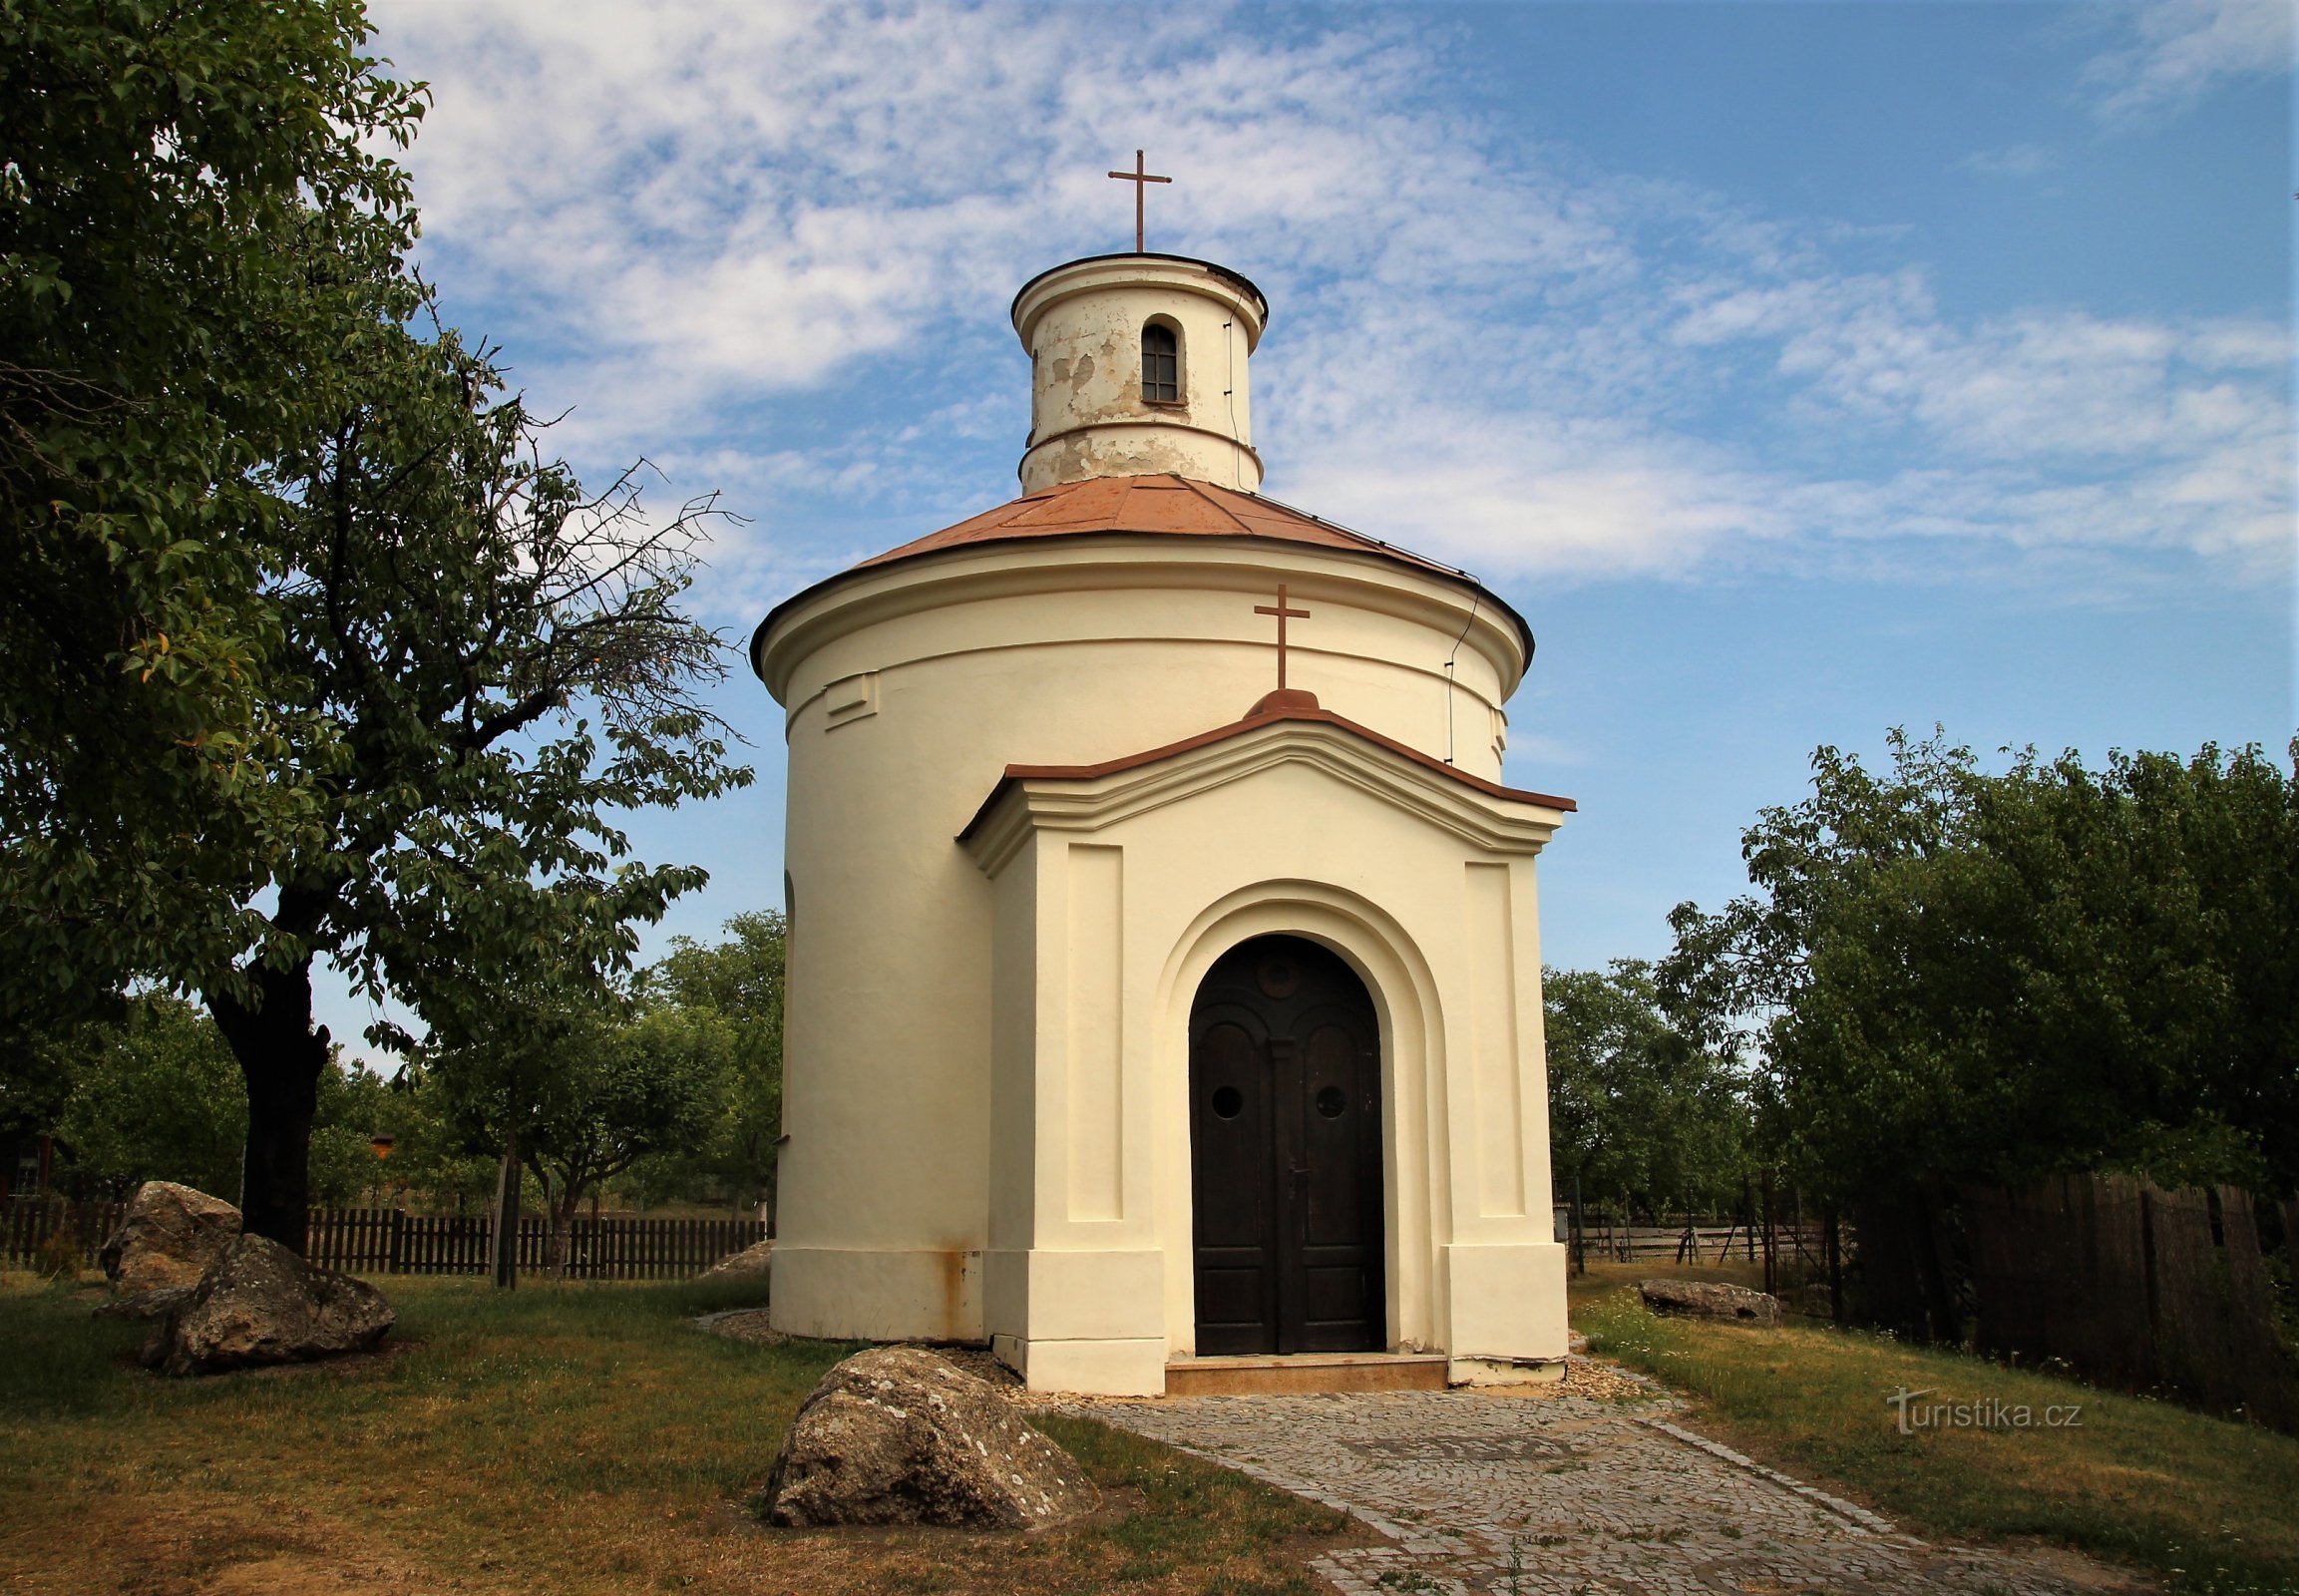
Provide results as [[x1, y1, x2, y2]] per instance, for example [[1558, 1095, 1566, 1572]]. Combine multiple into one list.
[[332, 0, 2293, 1060]]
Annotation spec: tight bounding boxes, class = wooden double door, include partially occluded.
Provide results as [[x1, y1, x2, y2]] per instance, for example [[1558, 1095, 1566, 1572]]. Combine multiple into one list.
[[1189, 935, 1386, 1355]]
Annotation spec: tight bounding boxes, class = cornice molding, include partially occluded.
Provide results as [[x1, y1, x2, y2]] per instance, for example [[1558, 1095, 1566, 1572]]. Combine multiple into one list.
[[754, 535, 1529, 705], [959, 715, 1567, 878]]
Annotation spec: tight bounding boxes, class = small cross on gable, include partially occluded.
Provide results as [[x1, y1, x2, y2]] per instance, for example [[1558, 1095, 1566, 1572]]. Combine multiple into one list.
[[1254, 583, 1311, 691]]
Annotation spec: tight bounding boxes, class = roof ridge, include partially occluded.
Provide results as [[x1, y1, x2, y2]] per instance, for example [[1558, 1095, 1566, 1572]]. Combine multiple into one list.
[[1171, 473, 1256, 537]]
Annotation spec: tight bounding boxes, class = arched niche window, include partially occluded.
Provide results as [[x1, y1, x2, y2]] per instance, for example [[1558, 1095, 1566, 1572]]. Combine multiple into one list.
[[1141, 320, 1180, 404]]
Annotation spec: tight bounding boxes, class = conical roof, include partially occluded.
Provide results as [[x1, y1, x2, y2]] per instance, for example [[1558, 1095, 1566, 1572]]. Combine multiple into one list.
[[759, 474, 1531, 656]]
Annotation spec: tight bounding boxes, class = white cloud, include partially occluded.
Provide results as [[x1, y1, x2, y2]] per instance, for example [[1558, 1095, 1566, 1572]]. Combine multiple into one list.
[[370, 1, 2293, 617], [2081, 0, 2294, 122], [1959, 144, 2059, 179]]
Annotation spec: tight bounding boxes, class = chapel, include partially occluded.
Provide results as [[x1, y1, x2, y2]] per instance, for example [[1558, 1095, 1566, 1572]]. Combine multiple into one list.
[[751, 246, 1575, 1396]]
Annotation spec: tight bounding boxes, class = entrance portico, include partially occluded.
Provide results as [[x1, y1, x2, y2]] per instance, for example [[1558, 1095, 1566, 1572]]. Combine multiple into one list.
[[960, 691, 1571, 1394]]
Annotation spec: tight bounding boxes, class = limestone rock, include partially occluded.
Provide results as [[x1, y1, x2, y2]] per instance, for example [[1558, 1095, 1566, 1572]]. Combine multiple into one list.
[[150, 1234, 395, 1376], [94, 1285, 195, 1323], [759, 1347, 1097, 1529], [701, 1238, 774, 1279], [1638, 1278, 1780, 1327], [99, 1181, 240, 1293]]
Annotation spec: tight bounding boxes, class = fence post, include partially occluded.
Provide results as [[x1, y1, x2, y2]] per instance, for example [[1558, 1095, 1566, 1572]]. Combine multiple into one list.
[[1824, 1208, 1845, 1326], [1571, 1175, 1584, 1277], [1761, 1179, 1778, 1298]]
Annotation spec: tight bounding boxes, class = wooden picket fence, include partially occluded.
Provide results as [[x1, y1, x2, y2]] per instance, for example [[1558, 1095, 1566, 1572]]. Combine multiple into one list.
[[3, 1197, 126, 1267], [1572, 1217, 1831, 1266], [5, 1198, 764, 1282], [302, 1208, 768, 1279]]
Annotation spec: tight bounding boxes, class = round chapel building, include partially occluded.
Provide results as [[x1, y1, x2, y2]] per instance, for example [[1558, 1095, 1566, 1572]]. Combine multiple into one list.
[[752, 251, 1575, 1396]]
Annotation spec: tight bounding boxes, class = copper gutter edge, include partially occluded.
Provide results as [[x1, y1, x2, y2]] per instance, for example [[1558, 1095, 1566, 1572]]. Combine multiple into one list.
[[955, 702, 1577, 842]]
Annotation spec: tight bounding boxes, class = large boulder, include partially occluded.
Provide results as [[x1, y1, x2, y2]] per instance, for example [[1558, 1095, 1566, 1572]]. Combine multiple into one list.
[[94, 1285, 195, 1323], [1638, 1278, 1780, 1327], [701, 1238, 774, 1280], [100, 1181, 240, 1293], [758, 1347, 1097, 1529], [147, 1234, 395, 1377]]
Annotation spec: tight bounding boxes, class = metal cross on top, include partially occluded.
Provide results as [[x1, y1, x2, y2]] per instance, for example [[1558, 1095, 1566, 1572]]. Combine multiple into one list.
[[1108, 150, 1172, 252], [1254, 583, 1311, 691]]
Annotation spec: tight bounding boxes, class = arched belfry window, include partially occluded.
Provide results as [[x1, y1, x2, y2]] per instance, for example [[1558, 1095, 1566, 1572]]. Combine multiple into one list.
[[1141, 321, 1180, 403]]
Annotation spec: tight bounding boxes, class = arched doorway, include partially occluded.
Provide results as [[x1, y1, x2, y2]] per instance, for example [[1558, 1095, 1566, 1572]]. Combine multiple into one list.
[[1189, 935, 1385, 1355]]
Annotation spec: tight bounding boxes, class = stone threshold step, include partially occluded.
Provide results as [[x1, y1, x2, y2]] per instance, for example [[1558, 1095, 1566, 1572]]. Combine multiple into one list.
[[1165, 1352, 1449, 1396]]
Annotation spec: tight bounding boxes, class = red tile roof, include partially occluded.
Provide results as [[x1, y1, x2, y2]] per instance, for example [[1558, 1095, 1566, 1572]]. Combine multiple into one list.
[[860, 475, 1460, 576], [757, 475, 1532, 660]]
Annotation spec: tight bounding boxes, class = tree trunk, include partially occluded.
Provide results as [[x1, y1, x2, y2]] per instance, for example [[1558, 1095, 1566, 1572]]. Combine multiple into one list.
[[206, 955, 330, 1254], [548, 1173, 575, 1279], [493, 1135, 521, 1290]]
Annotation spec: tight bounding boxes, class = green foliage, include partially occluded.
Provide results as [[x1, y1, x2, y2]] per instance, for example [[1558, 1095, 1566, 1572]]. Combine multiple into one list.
[[193, 312, 750, 1243], [45, 993, 400, 1204], [54, 995, 243, 1199], [215, 317, 749, 1028], [0, 0, 424, 1019], [308, 1056, 394, 1206], [525, 1006, 734, 1223], [637, 911, 786, 1210], [1545, 960, 1751, 1214], [354, 1064, 496, 1211], [1665, 730, 2299, 1204], [0, 0, 749, 1248], [364, 913, 784, 1224], [418, 949, 733, 1254]]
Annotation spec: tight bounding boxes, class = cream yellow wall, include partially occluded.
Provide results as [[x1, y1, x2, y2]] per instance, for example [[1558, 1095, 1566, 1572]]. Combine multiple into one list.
[[759, 536, 1529, 1350], [1013, 256, 1265, 494]]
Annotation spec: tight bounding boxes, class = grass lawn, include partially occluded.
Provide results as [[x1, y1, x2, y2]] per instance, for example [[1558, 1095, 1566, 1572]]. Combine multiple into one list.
[[0, 1271, 1352, 1596], [1574, 1263, 2299, 1596]]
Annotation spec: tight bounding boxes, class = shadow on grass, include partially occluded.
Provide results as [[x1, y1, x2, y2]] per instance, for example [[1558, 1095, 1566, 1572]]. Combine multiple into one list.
[[0, 1271, 1352, 1596]]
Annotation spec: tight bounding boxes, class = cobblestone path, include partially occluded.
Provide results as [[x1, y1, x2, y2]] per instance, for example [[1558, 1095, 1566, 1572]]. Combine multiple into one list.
[[1064, 1382, 2147, 1596]]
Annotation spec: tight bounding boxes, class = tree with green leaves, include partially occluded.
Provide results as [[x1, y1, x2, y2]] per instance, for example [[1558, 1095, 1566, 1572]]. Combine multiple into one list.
[[1, 0, 423, 1029], [52, 995, 245, 1200], [1664, 729, 2299, 1334], [48, 993, 393, 1205], [3, 1, 749, 1251], [638, 911, 786, 1223], [416, 942, 732, 1281], [192, 319, 749, 1251], [525, 1007, 732, 1271], [1544, 960, 1751, 1222]]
